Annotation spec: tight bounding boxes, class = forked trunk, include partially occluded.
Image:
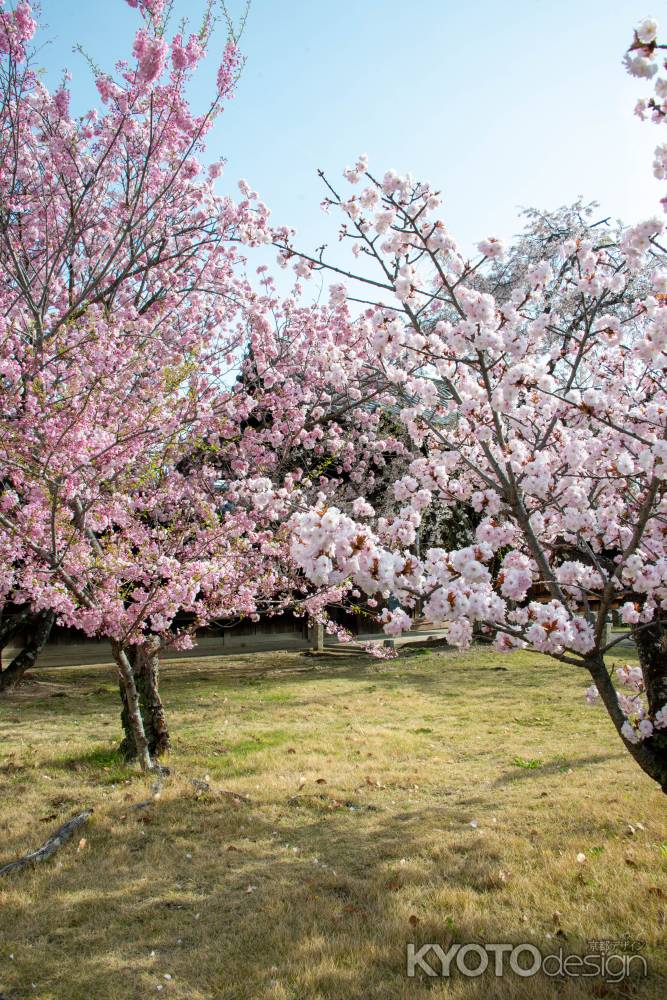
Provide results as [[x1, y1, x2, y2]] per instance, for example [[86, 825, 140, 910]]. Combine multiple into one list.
[[118, 639, 170, 759], [111, 640, 153, 772]]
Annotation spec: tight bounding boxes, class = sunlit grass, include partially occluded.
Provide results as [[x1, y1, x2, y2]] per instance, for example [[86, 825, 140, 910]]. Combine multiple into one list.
[[0, 644, 665, 999]]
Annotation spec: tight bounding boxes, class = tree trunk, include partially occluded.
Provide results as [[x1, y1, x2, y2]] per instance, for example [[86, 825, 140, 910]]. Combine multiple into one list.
[[634, 618, 667, 766], [0, 605, 32, 649], [588, 652, 667, 794], [0, 610, 55, 693], [111, 640, 153, 773], [118, 639, 170, 760], [634, 619, 667, 711]]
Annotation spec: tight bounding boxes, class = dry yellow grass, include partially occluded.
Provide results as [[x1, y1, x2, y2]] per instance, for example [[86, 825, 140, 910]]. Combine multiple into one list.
[[0, 644, 666, 999]]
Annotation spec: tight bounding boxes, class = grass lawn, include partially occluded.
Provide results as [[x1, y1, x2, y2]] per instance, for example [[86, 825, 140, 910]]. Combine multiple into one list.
[[0, 643, 666, 999]]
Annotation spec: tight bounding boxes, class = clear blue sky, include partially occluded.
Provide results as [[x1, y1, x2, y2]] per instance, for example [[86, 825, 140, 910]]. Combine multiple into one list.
[[36, 0, 662, 261]]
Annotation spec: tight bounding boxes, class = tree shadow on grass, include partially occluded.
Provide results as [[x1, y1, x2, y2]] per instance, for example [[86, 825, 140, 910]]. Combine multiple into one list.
[[20, 647, 585, 716], [0, 785, 661, 1000], [146, 651, 570, 707], [487, 752, 624, 787]]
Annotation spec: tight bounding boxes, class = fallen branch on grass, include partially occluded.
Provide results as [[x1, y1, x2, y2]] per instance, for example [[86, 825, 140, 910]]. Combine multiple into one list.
[[0, 810, 93, 877]]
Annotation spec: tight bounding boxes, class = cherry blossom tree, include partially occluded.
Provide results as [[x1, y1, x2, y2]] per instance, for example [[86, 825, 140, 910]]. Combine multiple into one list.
[[240, 17, 667, 792], [0, 0, 270, 770], [0, 0, 412, 771]]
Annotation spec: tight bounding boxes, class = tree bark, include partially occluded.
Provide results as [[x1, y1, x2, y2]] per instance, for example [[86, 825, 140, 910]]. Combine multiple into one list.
[[118, 639, 170, 760], [634, 619, 667, 712], [633, 618, 667, 768], [0, 610, 55, 693], [588, 652, 667, 794], [111, 640, 153, 772]]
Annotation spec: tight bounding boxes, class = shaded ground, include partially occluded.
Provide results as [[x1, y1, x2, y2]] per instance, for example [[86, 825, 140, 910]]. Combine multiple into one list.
[[0, 644, 665, 999]]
